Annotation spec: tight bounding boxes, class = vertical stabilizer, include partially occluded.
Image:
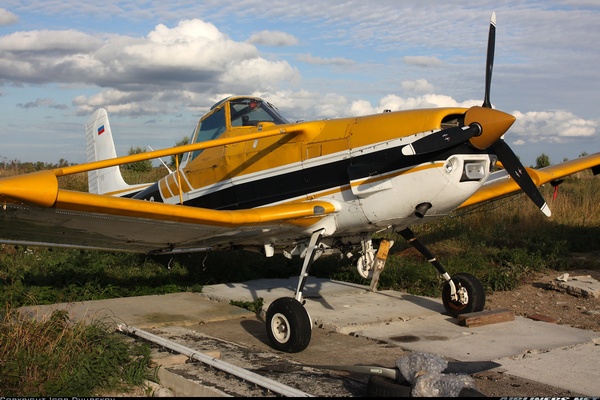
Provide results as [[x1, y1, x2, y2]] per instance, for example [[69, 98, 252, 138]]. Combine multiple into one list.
[[85, 109, 144, 196]]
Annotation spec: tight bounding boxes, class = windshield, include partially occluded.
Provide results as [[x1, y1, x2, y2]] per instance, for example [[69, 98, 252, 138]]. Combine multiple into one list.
[[229, 98, 289, 127], [187, 106, 226, 162]]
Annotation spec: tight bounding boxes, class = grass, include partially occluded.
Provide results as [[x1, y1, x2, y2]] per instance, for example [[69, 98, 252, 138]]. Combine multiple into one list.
[[0, 164, 598, 395], [0, 307, 156, 396]]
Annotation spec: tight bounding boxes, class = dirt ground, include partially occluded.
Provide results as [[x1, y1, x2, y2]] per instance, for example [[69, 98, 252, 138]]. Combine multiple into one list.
[[473, 263, 600, 397], [485, 268, 600, 333]]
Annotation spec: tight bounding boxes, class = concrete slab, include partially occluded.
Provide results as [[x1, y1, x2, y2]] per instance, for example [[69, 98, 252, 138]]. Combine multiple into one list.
[[353, 313, 599, 361], [496, 341, 600, 396], [203, 277, 446, 331], [18, 277, 600, 396], [201, 277, 600, 396], [19, 292, 254, 328], [549, 274, 600, 298]]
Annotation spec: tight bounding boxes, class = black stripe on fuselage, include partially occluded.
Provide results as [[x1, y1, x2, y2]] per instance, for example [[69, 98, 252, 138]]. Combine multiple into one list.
[[133, 143, 485, 210]]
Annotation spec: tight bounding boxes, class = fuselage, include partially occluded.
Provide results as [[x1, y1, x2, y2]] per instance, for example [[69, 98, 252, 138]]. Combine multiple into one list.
[[132, 97, 495, 244]]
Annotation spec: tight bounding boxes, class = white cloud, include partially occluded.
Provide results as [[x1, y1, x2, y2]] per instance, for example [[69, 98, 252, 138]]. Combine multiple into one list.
[[0, 8, 18, 26], [247, 30, 298, 46], [17, 97, 67, 109], [401, 79, 434, 94], [349, 99, 374, 116], [403, 56, 443, 68], [511, 110, 598, 144], [0, 19, 298, 115], [297, 53, 355, 66]]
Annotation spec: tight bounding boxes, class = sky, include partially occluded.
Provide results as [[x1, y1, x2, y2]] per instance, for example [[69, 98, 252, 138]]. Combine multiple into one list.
[[0, 0, 599, 168]]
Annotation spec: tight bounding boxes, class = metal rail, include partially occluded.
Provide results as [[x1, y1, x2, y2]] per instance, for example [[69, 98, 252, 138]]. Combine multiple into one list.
[[117, 324, 313, 397]]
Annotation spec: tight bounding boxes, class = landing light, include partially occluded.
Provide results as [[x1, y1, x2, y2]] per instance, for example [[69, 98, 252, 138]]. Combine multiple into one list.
[[464, 162, 486, 180]]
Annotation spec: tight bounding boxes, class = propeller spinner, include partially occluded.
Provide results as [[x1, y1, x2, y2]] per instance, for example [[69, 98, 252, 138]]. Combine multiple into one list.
[[403, 12, 551, 217]]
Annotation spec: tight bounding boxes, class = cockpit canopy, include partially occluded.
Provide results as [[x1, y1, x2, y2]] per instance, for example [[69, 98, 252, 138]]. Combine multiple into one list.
[[228, 97, 289, 127], [184, 96, 289, 163]]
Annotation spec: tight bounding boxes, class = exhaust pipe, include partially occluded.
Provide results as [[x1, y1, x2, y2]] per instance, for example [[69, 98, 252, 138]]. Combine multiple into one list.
[[414, 202, 432, 218]]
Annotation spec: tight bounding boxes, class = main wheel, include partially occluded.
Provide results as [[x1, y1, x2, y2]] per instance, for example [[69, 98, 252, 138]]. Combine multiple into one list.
[[265, 297, 312, 353], [442, 272, 486, 317]]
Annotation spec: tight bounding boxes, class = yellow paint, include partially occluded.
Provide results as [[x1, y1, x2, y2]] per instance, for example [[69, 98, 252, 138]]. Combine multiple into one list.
[[0, 170, 58, 207], [54, 189, 337, 227], [180, 106, 467, 192], [460, 152, 600, 209], [465, 106, 516, 150]]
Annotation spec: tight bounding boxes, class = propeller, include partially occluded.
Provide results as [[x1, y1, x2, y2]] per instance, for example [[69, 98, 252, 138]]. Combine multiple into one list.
[[402, 12, 551, 217], [480, 12, 551, 217]]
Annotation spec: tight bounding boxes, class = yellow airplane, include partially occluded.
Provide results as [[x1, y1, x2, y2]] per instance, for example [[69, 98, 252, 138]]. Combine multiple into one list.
[[1, 13, 599, 353]]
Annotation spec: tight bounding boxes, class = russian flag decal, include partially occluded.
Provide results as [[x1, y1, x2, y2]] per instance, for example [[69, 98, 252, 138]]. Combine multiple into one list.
[[98, 125, 105, 135]]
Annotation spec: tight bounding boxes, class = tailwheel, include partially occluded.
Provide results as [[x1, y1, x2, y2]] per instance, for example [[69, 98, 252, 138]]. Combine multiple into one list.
[[442, 272, 486, 317], [265, 297, 312, 353]]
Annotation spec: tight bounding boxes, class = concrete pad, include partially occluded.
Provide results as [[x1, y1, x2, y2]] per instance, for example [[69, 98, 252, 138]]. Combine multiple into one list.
[[496, 341, 600, 396], [200, 277, 600, 396], [353, 313, 600, 361], [549, 274, 600, 298], [18, 277, 600, 396], [203, 277, 446, 331], [19, 292, 254, 328], [201, 277, 368, 303]]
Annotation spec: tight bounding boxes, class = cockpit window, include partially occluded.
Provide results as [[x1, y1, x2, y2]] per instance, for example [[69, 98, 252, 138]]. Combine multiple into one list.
[[184, 97, 289, 164], [189, 106, 226, 161], [230, 98, 289, 127]]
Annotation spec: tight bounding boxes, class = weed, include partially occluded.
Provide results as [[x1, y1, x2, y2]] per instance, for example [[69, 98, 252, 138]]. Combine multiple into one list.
[[230, 297, 265, 314], [0, 306, 154, 396]]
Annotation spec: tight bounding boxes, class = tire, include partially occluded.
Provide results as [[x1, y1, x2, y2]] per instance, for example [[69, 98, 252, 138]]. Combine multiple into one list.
[[366, 375, 412, 397], [265, 297, 312, 353], [442, 272, 486, 317]]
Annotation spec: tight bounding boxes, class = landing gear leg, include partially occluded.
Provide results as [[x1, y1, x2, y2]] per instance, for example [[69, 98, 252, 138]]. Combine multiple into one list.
[[356, 236, 395, 292], [265, 229, 324, 353], [397, 227, 485, 317], [368, 239, 394, 292]]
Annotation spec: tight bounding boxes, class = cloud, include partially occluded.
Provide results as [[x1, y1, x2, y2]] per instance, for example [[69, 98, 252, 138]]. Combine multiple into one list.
[[0, 19, 298, 115], [401, 79, 434, 94], [510, 110, 598, 144], [0, 8, 18, 26], [17, 98, 68, 110], [296, 53, 355, 66], [345, 93, 481, 116], [403, 56, 443, 68], [247, 30, 298, 46]]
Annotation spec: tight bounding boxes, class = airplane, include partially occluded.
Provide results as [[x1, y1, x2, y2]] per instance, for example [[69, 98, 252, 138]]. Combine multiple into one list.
[[1, 12, 599, 353]]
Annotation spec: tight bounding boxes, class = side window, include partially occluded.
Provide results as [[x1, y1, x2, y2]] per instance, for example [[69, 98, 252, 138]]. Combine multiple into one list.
[[190, 107, 226, 161]]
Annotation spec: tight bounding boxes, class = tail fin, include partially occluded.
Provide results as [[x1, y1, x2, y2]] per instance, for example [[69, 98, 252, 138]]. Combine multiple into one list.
[[85, 109, 149, 196]]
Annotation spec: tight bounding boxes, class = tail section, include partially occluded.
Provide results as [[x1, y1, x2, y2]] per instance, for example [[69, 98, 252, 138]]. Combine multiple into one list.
[[85, 109, 149, 196]]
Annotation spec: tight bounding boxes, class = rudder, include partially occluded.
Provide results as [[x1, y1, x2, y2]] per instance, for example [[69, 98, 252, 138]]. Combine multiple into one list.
[[85, 109, 142, 196]]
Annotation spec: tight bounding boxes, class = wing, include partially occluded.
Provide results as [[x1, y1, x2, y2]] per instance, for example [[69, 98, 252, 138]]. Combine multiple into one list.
[[0, 123, 339, 254], [0, 176, 338, 253], [459, 152, 600, 209]]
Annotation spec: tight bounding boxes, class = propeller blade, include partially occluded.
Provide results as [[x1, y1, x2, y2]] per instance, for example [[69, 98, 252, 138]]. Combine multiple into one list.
[[402, 124, 481, 156], [482, 12, 496, 109], [491, 139, 551, 217]]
